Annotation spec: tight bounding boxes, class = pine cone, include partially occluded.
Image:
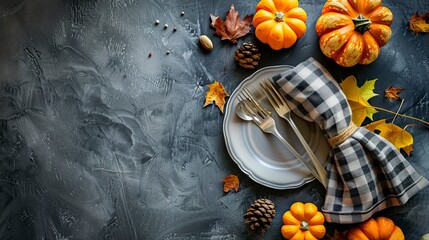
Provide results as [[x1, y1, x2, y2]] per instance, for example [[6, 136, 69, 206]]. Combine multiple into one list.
[[234, 42, 261, 69], [244, 198, 276, 235]]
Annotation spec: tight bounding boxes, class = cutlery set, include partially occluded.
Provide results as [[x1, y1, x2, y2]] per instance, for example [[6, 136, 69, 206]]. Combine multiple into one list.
[[235, 79, 328, 188]]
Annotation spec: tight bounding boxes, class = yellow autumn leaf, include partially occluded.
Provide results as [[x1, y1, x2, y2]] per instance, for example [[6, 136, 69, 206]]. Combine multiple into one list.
[[340, 76, 378, 126], [364, 119, 386, 132], [203, 81, 230, 113], [375, 123, 414, 156], [360, 79, 379, 101], [402, 145, 414, 156]]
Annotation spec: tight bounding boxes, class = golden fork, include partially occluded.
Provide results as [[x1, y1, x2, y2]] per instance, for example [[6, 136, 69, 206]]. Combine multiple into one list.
[[260, 80, 328, 188]]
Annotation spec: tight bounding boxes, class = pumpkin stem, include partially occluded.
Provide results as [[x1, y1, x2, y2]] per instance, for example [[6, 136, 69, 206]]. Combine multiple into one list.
[[299, 221, 309, 231], [352, 14, 371, 34], [274, 12, 285, 22]]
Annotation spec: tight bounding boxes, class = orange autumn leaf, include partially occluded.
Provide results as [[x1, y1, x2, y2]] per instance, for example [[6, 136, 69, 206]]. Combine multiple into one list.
[[210, 4, 253, 43], [222, 174, 239, 192], [204, 81, 229, 113], [375, 123, 414, 156], [385, 86, 403, 101], [340, 76, 378, 126], [409, 12, 429, 34]]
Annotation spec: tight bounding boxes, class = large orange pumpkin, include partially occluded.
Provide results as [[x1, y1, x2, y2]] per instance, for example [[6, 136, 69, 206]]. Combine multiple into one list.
[[347, 216, 404, 240], [253, 0, 307, 50], [315, 0, 393, 67]]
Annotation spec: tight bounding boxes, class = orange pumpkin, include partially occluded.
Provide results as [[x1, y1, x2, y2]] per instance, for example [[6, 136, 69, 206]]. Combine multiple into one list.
[[281, 202, 326, 240], [315, 0, 393, 67], [253, 0, 307, 50], [347, 216, 404, 240]]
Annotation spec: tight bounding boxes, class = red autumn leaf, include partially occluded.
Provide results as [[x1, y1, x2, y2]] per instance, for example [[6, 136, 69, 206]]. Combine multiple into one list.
[[210, 4, 253, 43], [222, 174, 239, 192], [409, 12, 429, 34], [385, 86, 403, 101]]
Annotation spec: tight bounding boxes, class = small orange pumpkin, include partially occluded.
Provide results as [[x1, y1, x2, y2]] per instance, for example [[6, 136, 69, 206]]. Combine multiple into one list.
[[281, 202, 326, 240], [347, 216, 404, 240], [315, 0, 393, 67], [253, 0, 307, 50]]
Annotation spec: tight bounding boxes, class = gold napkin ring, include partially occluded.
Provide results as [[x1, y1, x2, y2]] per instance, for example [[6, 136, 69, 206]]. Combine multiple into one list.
[[328, 122, 358, 147]]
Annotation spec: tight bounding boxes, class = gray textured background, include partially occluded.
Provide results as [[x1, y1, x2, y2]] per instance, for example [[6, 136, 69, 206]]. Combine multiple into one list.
[[1, 0, 428, 239]]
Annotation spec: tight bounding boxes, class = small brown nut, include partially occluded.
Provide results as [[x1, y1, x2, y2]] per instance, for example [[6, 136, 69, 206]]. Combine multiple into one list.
[[199, 35, 213, 52]]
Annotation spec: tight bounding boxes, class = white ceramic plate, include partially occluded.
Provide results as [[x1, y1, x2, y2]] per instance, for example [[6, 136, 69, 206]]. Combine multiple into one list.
[[223, 65, 329, 189]]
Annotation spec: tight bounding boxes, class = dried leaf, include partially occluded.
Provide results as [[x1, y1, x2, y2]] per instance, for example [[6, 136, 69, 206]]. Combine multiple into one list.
[[210, 4, 253, 43], [340, 76, 378, 126], [204, 81, 229, 113], [375, 123, 414, 156], [385, 86, 403, 101], [409, 12, 429, 34], [222, 175, 239, 192]]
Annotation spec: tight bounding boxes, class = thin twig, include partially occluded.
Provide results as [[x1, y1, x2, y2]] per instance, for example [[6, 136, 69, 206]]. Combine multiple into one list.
[[405, 123, 429, 129], [392, 99, 404, 124], [366, 106, 429, 125]]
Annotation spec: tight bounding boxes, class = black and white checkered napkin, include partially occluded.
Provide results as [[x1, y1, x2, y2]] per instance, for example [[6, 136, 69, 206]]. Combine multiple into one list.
[[273, 57, 428, 224]]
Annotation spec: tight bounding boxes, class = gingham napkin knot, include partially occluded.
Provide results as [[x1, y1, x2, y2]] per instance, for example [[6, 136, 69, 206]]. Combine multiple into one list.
[[327, 122, 358, 147]]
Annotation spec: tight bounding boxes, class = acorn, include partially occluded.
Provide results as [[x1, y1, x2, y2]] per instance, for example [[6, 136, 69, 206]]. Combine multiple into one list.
[[199, 35, 213, 52]]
